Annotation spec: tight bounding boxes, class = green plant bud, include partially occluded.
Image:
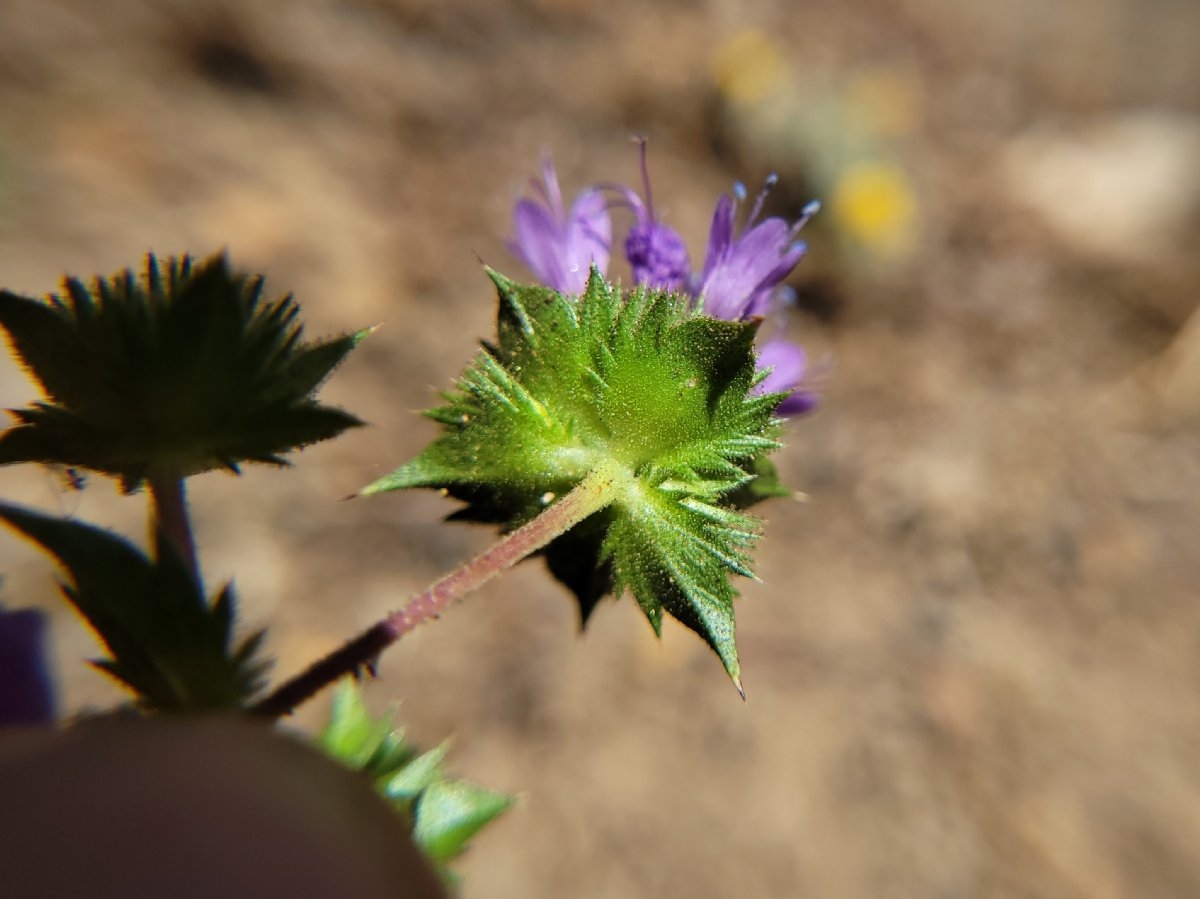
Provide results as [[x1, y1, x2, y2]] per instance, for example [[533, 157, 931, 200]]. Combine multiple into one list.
[[364, 269, 790, 689]]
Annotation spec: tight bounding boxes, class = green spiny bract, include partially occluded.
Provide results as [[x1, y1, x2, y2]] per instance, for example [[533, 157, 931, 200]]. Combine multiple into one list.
[[0, 252, 365, 492], [363, 269, 789, 689], [0, 503, 269, 712]]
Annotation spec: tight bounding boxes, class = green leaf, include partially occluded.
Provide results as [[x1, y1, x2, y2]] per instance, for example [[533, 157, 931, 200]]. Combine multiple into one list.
[[382, 742, 451, 801], [0, 253, 366, 491], [364, 270, 787, 688], [0, 502, 269, 711], [318, 677, 410, 773], [725, 455, 794, 508], [318, 680, 513, 872], [414, 781, 514, 865]]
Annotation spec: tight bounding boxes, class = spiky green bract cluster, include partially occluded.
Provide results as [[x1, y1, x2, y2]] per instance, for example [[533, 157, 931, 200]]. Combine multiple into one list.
[[0, 253, 366, 492], [363, 269, 788, 688], [319, 680, 513, 876], [0, 503, 269, 711]]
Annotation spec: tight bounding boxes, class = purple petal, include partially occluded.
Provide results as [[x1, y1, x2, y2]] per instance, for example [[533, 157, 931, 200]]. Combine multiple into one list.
[[511, 199, 570, 291], [699, 217, 798, 319], [697, 195, 736, 286], [733, 217, 794, 262], [741, 287, 776, 319], [755, 338, 807, 394], [695, 180, 818, 322], [538, 156, 565, 218], [509, 161, 612, 295], [0, 607, 55, 726], [750, 239, 807, 297], [775, 389, 820, 416], [754, 337, 820, 417], [563, 189, 613, 294]]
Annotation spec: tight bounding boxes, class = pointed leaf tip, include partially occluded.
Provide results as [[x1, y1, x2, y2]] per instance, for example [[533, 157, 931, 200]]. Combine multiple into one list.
[[415, 781, 516, 864], [352, 323, 382, 345], [484, 266, 516, 294]]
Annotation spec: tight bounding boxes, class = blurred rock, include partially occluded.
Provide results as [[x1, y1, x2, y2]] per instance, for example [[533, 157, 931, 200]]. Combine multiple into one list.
[[1001, 112, 1200, 263]]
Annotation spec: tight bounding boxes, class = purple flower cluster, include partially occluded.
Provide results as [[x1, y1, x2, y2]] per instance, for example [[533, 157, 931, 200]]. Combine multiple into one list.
[[508, 142, 820, 416]]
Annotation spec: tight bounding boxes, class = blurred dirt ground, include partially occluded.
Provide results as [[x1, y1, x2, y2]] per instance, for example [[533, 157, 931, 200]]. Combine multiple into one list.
[[2, 1, 1200, 897]]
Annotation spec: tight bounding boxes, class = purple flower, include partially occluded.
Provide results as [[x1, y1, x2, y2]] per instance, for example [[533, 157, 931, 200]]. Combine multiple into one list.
[[693, 178, 820, 322], [609, 146, 822, 417], [0, 606, 55, 726], [755, 336, 820, 417], [506, 145, 824, 417], [603, 138, 691, 292], [508, 156, 612, 296]]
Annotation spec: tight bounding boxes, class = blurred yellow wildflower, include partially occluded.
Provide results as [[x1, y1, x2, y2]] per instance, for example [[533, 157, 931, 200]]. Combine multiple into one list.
[[830, 160, 917, 259], [712, 30, 788, 106]]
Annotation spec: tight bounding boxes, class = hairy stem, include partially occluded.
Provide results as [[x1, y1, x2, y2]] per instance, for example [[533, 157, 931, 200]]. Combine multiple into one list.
[[250, 462, 625, 718], [148, 472, 200, 588]]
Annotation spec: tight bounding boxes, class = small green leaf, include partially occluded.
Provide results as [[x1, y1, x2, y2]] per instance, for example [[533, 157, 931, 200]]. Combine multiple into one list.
[[0, 253, 366, 491], [726, 455, 793, 508], [317, 680, 513, 873], [365, 270, 788, 688], [0, 502, 269, 711], [318, 678, 407, 772], [382, 742, 450, 801], [414, 781, 515, 865]]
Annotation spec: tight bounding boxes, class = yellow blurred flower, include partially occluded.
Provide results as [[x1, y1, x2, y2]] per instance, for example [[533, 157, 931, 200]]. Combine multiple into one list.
[[712, 30, 788, 106], [830, 160, 917, 259]]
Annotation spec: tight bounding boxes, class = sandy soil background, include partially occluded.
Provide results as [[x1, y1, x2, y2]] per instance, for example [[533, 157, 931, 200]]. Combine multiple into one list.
[[2, 1, 1200, 896]]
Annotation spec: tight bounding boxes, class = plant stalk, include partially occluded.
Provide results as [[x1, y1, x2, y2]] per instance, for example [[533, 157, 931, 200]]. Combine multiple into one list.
[[250, 462, 625, 718], [148, 472, 200, 588]]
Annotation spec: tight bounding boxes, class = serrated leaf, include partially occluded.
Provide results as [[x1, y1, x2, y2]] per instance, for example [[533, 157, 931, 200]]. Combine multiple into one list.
[[318, 678, 404, 771], [0, 502, 269, 711], [414, 781, 515, 865], [364, 269, 788, 687], [726, 454, 793, 507], [0, 253, 366, 491], [382, 742, 450, 801], [317, 680, 512, 872], [273, 326, 374, 400]]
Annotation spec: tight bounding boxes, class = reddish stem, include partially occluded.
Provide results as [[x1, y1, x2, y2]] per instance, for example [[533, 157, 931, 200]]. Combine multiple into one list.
[[148, 472, 200, 588], [250, 463, 623, 718]]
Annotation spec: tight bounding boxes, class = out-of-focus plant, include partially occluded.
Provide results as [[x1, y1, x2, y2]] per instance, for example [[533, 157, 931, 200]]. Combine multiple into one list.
[[711, 29, 920, 265], [0, 144, 820, 894]]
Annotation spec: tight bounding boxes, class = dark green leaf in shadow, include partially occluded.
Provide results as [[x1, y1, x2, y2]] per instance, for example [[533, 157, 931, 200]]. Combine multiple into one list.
[[0, 253, 367, 491], [0, 502, 268, 711]]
